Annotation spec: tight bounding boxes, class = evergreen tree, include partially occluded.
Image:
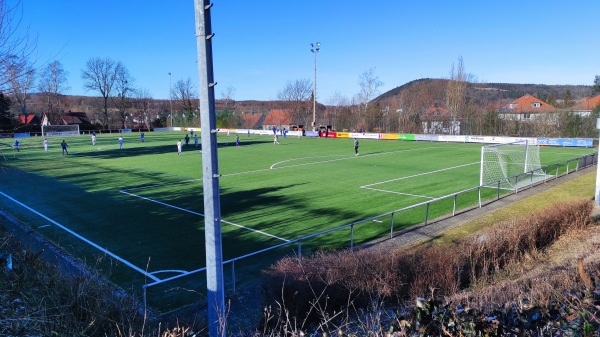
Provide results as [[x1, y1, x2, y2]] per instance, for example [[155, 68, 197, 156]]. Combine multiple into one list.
[[0, 93, 13, 127], [592, 75, 600, 96]]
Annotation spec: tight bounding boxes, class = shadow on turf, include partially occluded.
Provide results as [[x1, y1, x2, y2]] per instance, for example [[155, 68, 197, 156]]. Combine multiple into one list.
[[72, 140, 270, 159]]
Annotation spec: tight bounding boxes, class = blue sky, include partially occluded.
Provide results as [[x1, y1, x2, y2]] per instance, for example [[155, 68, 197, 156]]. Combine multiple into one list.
[[21, 0, 600, 102]]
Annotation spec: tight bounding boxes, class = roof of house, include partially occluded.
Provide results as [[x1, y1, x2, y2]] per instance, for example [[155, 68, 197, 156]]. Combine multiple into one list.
[[574, 95, 600, 111], [61, 111, 92, 125], [241, 112, 264, 127], [421, 103, 450, 120], [18, 114, 41, 125], [499, 94, 556, 113], [263, 109, 291, 125]]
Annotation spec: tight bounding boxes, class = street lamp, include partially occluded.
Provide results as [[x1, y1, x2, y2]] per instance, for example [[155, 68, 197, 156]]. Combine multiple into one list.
[[310, 42, 320, 129], [168, 72, 173, 128]]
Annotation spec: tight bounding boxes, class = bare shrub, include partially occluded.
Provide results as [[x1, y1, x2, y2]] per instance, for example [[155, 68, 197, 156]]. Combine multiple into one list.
[[262, 200, 596, 326], [408, 245, 464, 299]]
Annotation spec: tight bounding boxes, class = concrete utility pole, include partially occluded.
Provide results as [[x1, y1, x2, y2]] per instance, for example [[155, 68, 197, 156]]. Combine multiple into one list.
[[194, 1, 225, 337]]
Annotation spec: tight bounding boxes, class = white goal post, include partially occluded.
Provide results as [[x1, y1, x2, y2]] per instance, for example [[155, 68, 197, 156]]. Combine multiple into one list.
[[41, 125, 80, 137], [480, 140, 546, 190]]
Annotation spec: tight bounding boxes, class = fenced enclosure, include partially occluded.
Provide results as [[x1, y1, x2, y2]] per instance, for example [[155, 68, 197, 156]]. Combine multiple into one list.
[[0, 131, 595, 312]]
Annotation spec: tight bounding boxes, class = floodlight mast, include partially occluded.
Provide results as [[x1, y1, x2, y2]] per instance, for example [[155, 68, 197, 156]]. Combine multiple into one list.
[[310, 42, 320, 129], [168, 72, 173, 127], [194, 2, 225, 337]]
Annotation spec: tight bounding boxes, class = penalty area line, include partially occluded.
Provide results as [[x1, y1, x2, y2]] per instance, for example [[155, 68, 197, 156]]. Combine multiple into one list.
[[120, 190, 291, 242], [0, 191, 160, 282]]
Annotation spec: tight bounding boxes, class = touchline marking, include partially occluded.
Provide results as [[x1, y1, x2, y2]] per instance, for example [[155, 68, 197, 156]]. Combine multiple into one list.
[[361, 162, 480, 188], [120, 190, 290, 242], [0, 191, 159, 282]]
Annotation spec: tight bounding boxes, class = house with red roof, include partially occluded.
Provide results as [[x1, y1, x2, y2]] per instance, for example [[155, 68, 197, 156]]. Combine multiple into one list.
[[498, 94, 557, 121], [18, 114, 41, 125], [572, 94, 600, 117], [262, 109, 292, 131], [420, 103, 461, 134]]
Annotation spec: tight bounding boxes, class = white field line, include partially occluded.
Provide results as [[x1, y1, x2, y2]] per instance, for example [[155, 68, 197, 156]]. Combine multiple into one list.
[[149, 269, 188, 276], [0, 191, 160, 282], [119, 190, 291, 242], [360, 162, 480, 198], [361, 187, 435, 199], [267, 147, 442, 171]]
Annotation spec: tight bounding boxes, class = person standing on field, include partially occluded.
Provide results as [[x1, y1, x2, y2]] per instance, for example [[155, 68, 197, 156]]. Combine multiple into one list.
[[177, 139, 182, 156], [43, 138, 49, 152], [274, 133, 279, 145], [354, 138, 359, 156], [185, 134, 190, 147], [91, 133, 96, 146], [194, 134, 199, 147], [118, 136, 124, 149], [61, 140, 68, 155], [235, 134, 240, 147]]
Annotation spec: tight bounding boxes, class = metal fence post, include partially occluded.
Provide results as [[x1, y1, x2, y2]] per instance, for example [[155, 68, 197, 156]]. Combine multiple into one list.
[[497, 181, 501, 200], [231, 260, 236, 294], [453, 194, 457, 215], [350, 224, 354, 251], [424, 203, 430, 225], [297, 240, 302, 257], [390, 212, 394, 239]]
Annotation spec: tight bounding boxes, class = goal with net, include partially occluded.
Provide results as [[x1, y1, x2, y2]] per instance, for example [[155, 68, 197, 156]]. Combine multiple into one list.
[[480, 140, 546, 190], [41, 125, 80, 137]]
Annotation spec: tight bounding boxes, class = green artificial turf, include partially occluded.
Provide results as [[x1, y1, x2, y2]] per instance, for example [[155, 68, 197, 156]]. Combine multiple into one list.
[[0, 131, 594, 310]]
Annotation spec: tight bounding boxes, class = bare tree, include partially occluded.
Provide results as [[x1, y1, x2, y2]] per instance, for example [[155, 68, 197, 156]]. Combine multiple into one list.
[[110, 63, 134, 129], [38, 60, 69, 124], [5, 55, 34, 115], [0, 0, 37, 94], [326, 91, 351, 131], [172, 77, 197, 126], [276, 79, 312, 126], [357, 68, 383, 131], [131, 88, 153, 130], [81, 57, 120, 128], [445, 57, 467, 135], [220, 85, 235, 108]]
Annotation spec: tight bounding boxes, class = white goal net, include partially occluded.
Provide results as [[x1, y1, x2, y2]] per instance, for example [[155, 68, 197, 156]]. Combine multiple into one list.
[[42, 125, 80, 137], [480, 140, 546, 190]]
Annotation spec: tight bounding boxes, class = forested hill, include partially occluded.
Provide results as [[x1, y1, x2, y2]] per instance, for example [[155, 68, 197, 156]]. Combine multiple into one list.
[[375, 78, 593, 106]]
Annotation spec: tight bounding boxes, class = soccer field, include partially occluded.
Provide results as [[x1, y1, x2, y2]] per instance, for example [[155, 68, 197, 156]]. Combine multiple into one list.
[[0, 132, 594, 310]]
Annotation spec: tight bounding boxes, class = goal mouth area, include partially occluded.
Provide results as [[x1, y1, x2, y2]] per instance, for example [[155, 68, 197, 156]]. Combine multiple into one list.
[[481, 168, 548, 191], [480, 140, 544, 191]]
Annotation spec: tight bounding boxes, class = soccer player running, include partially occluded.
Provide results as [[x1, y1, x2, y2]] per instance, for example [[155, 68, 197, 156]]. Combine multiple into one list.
[[354, 138, 359, 156], [118, 136, 124, 149], [13, 140, 19, 152], [177, 139, 182, 156]]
